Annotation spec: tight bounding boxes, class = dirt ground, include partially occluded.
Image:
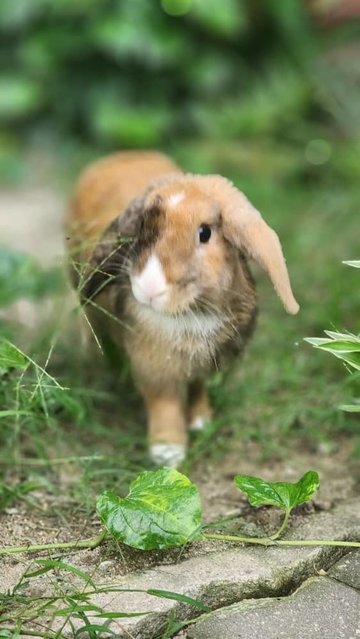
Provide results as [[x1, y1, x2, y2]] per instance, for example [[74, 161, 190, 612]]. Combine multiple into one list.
[[1, 437, 357, 596]]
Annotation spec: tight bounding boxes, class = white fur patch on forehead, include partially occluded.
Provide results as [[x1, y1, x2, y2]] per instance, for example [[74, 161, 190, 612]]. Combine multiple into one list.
[[167, 191, 185, 207]]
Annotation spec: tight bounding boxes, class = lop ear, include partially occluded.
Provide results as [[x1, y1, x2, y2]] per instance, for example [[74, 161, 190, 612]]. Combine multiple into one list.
[[197, 175, 299, 315]]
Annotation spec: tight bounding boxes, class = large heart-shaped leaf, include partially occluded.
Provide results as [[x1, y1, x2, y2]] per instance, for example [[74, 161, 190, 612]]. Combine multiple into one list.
[[234, 470, 320, 513], [96, 467, 202, 550]]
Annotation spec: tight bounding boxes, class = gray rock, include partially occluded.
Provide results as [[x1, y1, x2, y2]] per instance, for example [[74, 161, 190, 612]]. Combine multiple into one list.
[[88, 500, 360, 638], [14, 499, 357, 638], [188, 577, 360, 639], [329, 549, 360, 591]]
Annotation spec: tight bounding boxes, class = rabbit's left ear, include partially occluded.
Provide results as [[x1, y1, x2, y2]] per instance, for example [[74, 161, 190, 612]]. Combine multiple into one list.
[[197, 175, 299, 315]]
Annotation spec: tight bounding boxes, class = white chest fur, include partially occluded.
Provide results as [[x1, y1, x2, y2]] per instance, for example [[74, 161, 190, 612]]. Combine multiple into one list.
[[132, 303, 224, 343]]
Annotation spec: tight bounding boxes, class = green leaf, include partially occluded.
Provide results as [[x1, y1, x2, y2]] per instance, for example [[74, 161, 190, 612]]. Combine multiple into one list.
[[94, 611, 148, 618], [324, 331, 359, 342], [234, 471, 320, 513], [309, 339, 360, 353], [54, 604, 104, 617], [0, 339, 28, 370], [147, 588, 209, 612], [74, 625, 116, 638], [340, 402, 360, 413], [305, 333, 360, 371], [342, 260, 360, 268], [25, 559, 95, 588], [96, 467, 202, 550]]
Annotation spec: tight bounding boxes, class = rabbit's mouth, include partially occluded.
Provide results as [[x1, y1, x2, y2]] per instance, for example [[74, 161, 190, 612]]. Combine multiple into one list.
[[130, 252, 199, 314]]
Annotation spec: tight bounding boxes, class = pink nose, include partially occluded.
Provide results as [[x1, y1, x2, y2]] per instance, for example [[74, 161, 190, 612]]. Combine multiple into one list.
[[131, 278, 167, 309]]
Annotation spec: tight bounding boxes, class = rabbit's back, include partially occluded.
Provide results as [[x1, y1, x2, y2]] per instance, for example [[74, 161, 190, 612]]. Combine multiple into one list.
[[66, 151, 180, 260]]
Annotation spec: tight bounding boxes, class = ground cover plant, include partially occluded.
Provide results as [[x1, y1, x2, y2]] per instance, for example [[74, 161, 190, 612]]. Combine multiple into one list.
[[2, 466, 360, 559], [306, 260, 360, 414]]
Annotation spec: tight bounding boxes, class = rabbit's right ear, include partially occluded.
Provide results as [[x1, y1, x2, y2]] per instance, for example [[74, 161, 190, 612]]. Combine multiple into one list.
[[79, 195, 145, 304], [197, 175, 299, 315]]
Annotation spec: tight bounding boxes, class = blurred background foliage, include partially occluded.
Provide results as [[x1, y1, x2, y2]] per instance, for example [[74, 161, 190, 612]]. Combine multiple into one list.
[[0, 0, 360, 183]]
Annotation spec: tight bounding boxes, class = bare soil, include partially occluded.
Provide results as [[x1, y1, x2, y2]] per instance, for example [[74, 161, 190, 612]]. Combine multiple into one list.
[[1, 437, 357, 598]]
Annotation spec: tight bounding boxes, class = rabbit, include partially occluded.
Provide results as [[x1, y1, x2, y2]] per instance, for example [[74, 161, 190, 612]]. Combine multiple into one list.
[[66, 150, 299, 468]]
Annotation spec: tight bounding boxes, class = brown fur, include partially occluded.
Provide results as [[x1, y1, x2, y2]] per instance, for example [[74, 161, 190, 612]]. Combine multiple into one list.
[[66, 151, 298, 465]]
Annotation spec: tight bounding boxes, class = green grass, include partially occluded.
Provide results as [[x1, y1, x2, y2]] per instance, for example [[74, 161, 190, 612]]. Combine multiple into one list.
[[1, 143, 360, 487], [0, 140, 359, 637]]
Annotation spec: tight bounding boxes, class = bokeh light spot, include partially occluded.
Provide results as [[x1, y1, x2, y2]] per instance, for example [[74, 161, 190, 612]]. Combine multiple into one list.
[[161, 0, 192, 17], [305, 139, 332, 165]]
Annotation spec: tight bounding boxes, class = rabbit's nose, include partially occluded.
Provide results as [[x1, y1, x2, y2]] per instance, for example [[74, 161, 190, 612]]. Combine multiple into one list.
[[130, 253, 168, 310]]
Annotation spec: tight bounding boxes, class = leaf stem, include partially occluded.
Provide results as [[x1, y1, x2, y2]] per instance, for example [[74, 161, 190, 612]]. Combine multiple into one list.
[[0, 530, 107, 556], [203, 533, 360, 548], [271, 509, 291, 540]]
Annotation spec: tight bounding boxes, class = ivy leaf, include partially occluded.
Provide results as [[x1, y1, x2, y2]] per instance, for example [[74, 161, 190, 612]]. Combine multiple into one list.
[[96, 467, 202, 550], [234, 470, 320, 513]]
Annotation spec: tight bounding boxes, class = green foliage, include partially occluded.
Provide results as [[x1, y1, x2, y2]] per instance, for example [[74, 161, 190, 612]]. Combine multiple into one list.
[[97, 467, 202, 550], [0, 247, 92, 475], [305, 261, 360, 413], [234, 471, 320, 513], [96, 467, 320, 552], [305, 332, 360, 373], [0, 339, 27, 370], [1, 0, 359, 157], [0, 247, 62, 307]]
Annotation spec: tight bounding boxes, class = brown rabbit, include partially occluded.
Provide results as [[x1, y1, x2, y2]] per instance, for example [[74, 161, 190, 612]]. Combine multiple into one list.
[[66, 151, 299, 467]]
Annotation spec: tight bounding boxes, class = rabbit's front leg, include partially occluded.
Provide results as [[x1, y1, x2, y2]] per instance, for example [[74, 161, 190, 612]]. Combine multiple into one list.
[[188, 379, 212, 431], [142, 388, 187, 468]]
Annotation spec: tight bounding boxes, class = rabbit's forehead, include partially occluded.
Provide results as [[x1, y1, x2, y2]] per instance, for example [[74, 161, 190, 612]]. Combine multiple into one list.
[[164, 190, 220, 226], [141, 187, 221, 258]]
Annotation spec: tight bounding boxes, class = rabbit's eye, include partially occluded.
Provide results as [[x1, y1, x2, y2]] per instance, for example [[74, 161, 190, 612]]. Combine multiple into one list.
[[199, 225, 211, 243]]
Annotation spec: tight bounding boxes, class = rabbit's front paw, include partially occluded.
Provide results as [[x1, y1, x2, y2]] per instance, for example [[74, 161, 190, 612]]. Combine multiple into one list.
[[189, 415, 211, 432], [149, 443, 186, 468]]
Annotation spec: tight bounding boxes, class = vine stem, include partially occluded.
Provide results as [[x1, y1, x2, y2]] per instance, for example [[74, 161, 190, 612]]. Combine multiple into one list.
[[203, 533, 360, 548], [1, 530, 360, 556], [0, 530, 107, 556], [271, 508, 291, 540]]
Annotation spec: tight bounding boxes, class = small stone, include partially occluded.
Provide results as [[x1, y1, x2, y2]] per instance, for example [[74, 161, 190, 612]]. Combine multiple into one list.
[[98, 560, 117, 574], [328, 550, 360, 591]]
